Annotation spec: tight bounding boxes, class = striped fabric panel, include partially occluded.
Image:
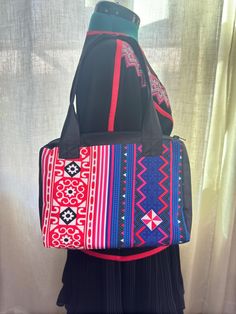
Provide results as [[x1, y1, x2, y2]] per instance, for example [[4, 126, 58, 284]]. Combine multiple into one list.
[[92, 145, 110, 249]]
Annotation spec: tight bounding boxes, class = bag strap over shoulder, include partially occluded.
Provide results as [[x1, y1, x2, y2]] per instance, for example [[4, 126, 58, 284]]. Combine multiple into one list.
[[59, 34, 163, 159]]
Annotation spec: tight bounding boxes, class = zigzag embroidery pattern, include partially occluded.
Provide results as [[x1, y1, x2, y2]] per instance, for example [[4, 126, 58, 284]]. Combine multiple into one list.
[[135, 145, 147, 246], [158, 144, 169, 215], [121, 41, 146, 87], [149, 72, 171, 108], [157, 143, 170, 245], [121, 41, 170, 109]]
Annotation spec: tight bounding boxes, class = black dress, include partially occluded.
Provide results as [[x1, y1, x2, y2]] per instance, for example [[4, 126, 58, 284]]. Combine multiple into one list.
[[56, 31, 185, 314]]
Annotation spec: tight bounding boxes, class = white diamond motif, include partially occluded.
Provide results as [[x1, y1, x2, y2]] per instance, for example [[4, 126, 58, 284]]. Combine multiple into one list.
[[141, 209, 162, 231]]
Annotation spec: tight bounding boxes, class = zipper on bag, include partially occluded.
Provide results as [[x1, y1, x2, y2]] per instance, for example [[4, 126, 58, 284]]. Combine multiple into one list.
[[172, 135, 186, 141]]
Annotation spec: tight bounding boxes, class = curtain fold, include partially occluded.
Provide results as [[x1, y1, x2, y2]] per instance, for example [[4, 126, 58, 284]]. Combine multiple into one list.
[[185, 1, 236, 313], [0, 1, 235, 313], [204, 1, 236, 312]]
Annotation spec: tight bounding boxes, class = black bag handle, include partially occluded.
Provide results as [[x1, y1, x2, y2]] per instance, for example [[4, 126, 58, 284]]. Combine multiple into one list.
[[58, 34, 163, 159]]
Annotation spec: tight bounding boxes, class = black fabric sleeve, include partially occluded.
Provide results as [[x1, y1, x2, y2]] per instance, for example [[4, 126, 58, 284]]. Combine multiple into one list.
[[145, 56, 174, 136], [75, 37, 173, 136], [115, 41, 174, 136]]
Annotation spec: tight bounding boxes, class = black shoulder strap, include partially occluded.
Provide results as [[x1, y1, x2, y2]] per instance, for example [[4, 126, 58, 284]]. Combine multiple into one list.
[[59, 34, 163, 159]]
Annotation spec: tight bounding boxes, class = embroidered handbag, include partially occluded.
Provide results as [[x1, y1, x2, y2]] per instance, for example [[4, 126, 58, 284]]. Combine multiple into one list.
[[38, 34, 192, 250]]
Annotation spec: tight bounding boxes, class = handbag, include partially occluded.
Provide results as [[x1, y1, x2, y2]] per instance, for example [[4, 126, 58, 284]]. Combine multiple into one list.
[[38, 34, 192, 250]]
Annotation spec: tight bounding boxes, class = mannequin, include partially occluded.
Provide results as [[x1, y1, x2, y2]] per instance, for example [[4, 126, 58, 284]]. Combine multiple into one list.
[[57, 2, 185, 313], [88, 1, 140, 40]]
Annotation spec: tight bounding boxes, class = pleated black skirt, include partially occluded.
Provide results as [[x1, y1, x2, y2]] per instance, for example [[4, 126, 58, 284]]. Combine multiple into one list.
[[56, 245, 185, 314]]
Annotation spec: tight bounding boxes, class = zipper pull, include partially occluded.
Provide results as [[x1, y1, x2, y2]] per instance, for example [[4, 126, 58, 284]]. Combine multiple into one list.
[[173, 135, 186, 141]]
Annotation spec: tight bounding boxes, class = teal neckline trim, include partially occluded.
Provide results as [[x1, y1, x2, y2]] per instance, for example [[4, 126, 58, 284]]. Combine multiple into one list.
[[88, 12, 138, 41]]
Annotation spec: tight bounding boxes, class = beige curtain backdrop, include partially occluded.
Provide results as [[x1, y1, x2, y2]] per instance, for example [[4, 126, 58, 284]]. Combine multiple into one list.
[[0, 0, 235, 313], [185, 0, 236, 313]]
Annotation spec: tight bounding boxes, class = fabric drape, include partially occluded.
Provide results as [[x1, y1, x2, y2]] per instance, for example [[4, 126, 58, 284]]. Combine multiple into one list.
[[185, 1, 236, 312]]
